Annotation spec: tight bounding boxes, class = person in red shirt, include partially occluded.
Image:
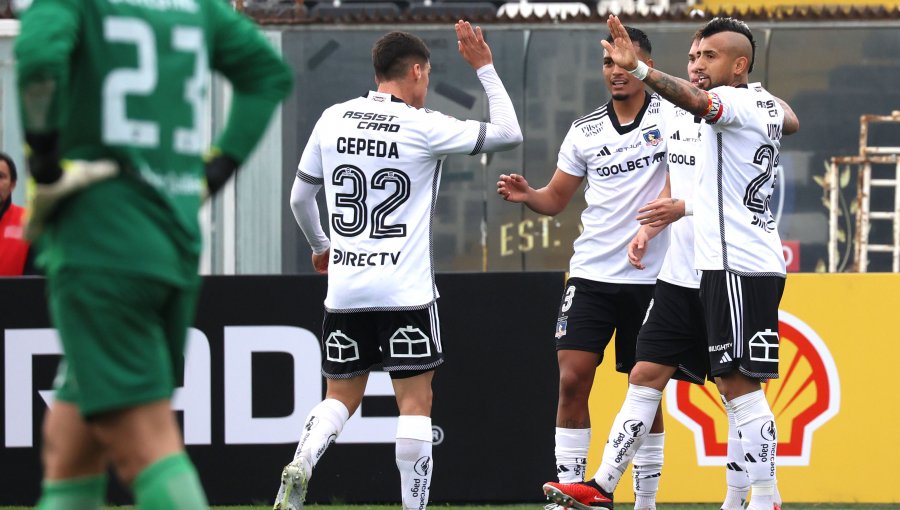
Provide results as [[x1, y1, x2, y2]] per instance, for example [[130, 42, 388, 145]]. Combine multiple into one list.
[[0, 152, 34, 275]]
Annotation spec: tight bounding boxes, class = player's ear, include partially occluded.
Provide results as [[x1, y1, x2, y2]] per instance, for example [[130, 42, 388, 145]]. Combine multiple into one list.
[[646, 56, 655, 69], [734, 56, 748, 75], [411, 62, 422, 82]]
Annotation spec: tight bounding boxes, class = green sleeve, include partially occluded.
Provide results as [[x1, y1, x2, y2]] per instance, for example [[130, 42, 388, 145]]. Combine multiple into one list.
[[206, 1, 293, 163], [14, 0, 80, 133]]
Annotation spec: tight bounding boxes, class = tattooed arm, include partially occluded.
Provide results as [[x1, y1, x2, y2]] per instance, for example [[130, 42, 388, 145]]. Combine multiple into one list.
[[601, 14, 713, 118], [642, 68, 711, 117]]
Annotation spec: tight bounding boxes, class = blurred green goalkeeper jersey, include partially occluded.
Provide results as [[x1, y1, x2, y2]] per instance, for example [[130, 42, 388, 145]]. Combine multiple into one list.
[[15, 0, 292, 285]]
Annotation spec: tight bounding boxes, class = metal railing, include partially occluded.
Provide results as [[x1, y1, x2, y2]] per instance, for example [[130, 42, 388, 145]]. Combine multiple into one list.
[[827, 110, 900, 272]]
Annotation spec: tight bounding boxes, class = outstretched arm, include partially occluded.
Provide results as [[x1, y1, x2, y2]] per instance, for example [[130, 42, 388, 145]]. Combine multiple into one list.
[[497, 169, 582, 217], [456, 21, 522, 152], [601, 15, 712, 118]]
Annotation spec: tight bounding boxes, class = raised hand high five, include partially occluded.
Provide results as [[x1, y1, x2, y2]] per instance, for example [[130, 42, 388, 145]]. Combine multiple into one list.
[[455, 20, 493, 70], [599, 15, 639, 73]]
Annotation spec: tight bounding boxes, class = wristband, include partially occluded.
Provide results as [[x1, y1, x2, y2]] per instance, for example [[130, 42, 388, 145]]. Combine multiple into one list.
[[628, 60, 650, 81], [683, 197, 693, 216]]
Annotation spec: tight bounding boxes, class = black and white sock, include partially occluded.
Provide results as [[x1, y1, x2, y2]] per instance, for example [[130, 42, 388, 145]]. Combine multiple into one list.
[[632, 432, 664, 510], [722, 397, 750, 510], [730, 391, 777, 510], [555, 427, 591, 483]]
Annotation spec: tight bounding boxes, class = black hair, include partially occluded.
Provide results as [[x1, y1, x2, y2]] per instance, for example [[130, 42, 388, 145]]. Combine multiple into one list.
[[372, 32, 431, 82], [0, 152, 16, 182], [691, 28, 703, 44], [605, 26, 652, 56], [700, 17, 756, 73]]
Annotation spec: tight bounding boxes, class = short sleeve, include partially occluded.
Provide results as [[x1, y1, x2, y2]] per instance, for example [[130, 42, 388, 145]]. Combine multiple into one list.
[[556, 126, 587, 177]]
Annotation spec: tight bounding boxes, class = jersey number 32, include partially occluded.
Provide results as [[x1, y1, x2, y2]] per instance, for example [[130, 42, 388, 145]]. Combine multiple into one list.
[[331, 164, 411, 239]]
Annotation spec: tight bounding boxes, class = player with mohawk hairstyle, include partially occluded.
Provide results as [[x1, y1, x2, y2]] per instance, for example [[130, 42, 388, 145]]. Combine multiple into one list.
[[542, 15, 792, 510]]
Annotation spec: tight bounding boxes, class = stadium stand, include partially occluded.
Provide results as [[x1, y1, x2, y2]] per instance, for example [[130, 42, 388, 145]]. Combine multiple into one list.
[[309, 1, 402, 19], [407, 1, 498, 18], [498, 1, 591, 19], [245, 0, 307, 20], [239, 1, 899, 24]]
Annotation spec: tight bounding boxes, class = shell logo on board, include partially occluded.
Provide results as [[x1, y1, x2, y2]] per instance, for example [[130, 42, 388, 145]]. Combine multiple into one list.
[[666, 310, 840, 466]]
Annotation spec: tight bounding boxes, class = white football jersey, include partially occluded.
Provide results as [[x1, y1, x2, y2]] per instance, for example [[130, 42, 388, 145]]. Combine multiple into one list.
[[658, 101, 702, 288], [558, 92, 669, 284], [694, 84, 786, 276], [298, 91, 487, 312]]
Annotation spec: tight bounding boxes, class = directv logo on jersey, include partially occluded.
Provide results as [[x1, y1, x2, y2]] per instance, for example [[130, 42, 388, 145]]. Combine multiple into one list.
[[332, 249, 401, 267], [594, 153, 666, 177]]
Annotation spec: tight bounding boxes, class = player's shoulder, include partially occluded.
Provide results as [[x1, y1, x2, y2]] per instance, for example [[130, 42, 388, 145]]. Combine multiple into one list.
[[709, 84, 742, 96], [194, 0, 236, 19], [417, 106, 463, 123], [652, 93, 681, 119], [748, 82, 778, 101], [709, 83, 759, 101], [571, 103, 611, 130]]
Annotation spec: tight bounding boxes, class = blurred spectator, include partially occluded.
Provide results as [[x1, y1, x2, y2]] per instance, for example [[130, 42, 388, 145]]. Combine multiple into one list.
[[0, 152, 34, 275]]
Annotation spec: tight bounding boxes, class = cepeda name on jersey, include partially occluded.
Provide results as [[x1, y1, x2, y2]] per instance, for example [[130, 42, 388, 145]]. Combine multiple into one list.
[[332, 249, 401, 267], [594, 152, 666, 177], [337, 137, 399, 159]]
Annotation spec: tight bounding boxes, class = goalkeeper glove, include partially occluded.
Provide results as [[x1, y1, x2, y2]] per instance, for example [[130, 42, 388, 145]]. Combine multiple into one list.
[[23, 132, 119, 241], [25, 132, 62, 184], [203, 149, 240, 199]]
